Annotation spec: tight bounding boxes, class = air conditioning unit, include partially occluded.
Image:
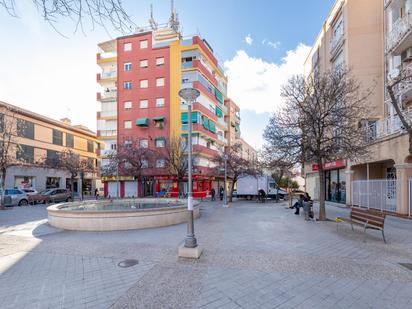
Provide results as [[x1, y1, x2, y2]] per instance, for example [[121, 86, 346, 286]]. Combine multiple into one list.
[[401, 47, 412, 62]]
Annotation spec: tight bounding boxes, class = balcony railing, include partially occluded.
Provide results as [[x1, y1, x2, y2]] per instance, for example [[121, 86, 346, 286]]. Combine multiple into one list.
[[100, 110, 117, 118], [367, 109, 412, 141], [217, 117, 228, 129], [390, 63, 412, 99], [99, 129, 117, 137], [101, 71, 117, 79], [101, 90, 117, 100], [386, 10, 412, 53]]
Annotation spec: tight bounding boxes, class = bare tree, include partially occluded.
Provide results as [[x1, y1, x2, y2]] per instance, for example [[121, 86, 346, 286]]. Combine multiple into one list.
[[214, 143, 260, 202], [161, 136, 189, 197], [264, 68, 370, 221], [0, 105, 28, 208], [115, 142, 156, 179], [386, 68, 412, 156], [45, 149, 95, 198], [0, 0, 135, 34]]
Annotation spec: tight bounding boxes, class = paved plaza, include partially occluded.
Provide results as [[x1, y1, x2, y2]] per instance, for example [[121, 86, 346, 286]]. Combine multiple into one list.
[[1, 200, 412, 308]]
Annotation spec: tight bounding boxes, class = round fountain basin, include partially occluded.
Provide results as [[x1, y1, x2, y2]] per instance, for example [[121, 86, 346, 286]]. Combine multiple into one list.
[[47, 198, 200, 231]]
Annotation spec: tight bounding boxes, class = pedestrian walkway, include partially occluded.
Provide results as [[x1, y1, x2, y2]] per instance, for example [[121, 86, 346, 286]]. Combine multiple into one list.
[[1, 201, 412, 308]]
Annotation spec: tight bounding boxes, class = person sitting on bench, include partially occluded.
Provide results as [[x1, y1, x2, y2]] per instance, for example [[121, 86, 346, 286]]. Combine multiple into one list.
[[294, 193, 311, 215]]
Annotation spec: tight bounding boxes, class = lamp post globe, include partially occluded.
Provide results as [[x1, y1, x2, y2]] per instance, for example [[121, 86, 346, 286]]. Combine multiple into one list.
[[178, 87, 200, 249]]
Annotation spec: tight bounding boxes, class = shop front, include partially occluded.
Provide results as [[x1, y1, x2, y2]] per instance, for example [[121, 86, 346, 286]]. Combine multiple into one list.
[[312, 160, 347, 204]]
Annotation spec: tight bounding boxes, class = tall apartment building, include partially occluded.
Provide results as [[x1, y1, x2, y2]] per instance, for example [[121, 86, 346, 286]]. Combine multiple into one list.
[[97, 11, 238, 198], [303, 0, 384, 206], [96, 39, 118, 168], [0, 101, 100, 196]]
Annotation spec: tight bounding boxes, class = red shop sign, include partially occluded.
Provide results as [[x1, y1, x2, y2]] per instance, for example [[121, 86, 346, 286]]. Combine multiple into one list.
[[312, 160, 346, 172]]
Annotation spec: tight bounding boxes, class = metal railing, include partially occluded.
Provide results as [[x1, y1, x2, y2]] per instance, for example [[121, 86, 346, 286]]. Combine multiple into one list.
[[386, 10, 412, 53], [99, 130, 117, 137], [367, 107, 412, 141], [101, 71, 117, 79], [352, 179, 397, 212], [100, 110, 117, 118], [101, 90, 117, 100]]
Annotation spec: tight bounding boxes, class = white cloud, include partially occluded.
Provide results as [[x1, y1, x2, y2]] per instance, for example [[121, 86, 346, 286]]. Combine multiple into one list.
[[224, 43, 310, 114], [267, 40, 281, 49], [244, 34, 253, 45]]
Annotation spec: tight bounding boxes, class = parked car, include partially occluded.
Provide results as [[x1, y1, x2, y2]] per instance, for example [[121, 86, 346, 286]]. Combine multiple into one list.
[[0, 189, 29, 206], [39, 188, 72, 204], [22, 188, 38, 196]]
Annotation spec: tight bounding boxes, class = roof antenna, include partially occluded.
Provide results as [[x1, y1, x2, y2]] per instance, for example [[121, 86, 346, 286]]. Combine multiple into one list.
[[169, 0, 180, 32], [149, 3, 158, 31]]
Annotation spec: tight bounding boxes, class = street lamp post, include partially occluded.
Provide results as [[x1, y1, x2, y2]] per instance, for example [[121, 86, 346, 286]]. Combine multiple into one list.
[[178, 88, 200, 249]]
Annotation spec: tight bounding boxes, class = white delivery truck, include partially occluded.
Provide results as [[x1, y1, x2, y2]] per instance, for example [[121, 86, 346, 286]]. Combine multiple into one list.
[[234, 175, 288, 200]]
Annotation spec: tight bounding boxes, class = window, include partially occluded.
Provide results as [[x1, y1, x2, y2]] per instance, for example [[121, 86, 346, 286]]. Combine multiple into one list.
[[333, 51, 345, 70], [52, 129, 63, 146], [17, 119, 34, 139], [331, 13, 344, 50], [156, 159, 165, 168], [140, 99, 148, 108], [140, 59, 148, 68], [156, 77, 165, 87], [156, 98, 165, 107], [0, 113, 3, 133], [140, 139, 148, 148], [124, 42, 132, 51], [110, 143, 117, 150], [156, 57, 165, 66], [141, 159, 148, 168], [140, 79, 148, 88], [124, 140, 132, 149], [124, 101, 132, 109], [124, 62, 132, 71], [47, 149, 59, 165], [66, 133, 74, 148], [87, 140, 94, 153], [124, 81, 132, 90], [16, 144, 34, 163], [155, 138, 165, 148], [140, 40, 148, 49], [124, 120, 132, 129], [46, 177, 60, 189]]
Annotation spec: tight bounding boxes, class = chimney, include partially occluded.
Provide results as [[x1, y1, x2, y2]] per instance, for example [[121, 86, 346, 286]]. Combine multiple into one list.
[[60, 117, 71, 125]]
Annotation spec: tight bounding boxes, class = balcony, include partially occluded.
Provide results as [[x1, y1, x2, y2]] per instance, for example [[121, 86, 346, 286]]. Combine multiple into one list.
[[389, 63, 412, 103], [386, 11, 412, 54], [367, 109, 412, 141], [96, 52, 117, 64], [98, 89, 117, 101], [100, 110, 117, 118], [330, 33, 344, 57], [99, 129, 117, 137], [97, 71, 117, 83], [217, 117, 228, 130]]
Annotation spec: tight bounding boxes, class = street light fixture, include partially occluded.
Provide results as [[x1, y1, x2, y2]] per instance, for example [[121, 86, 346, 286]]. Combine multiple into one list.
[[178, 87, 200, 251]]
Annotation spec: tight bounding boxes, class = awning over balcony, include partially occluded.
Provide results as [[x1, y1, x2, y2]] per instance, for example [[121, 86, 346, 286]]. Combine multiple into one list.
[[154, 136, 165, 141], [181, 112, 198, 124], [209, 121, 216, 133], [136, 118, 149, 127], [153, 116, 165, 122], [215, 107, 223, 118]]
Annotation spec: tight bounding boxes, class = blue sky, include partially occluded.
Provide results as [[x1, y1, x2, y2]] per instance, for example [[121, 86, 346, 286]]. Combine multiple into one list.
[[0, 0, 334, 149]]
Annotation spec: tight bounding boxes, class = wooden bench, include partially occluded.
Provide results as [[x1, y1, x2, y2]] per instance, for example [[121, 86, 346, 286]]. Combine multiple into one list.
[[336, 207, 386, 243]]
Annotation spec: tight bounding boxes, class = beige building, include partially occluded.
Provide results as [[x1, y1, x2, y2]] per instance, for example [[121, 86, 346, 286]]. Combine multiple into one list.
[[303, 0, 386, 208], [0, 101, 100, 196], [224, 98, 257, 161]]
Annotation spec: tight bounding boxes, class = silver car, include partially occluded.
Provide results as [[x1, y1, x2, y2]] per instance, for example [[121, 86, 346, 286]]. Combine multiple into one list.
[[0, 189, 29, 206]]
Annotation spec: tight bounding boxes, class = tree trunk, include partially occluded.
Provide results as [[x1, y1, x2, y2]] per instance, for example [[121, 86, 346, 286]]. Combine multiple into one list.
[[229, 178, 236, 202], [318, 163, 326, 221], [0, 168, 6, 210], [71, 176, 75, 201]]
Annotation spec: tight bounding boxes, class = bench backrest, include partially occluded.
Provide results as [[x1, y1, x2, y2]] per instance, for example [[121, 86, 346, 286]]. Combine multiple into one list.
[[350, 207, 386, 229]]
